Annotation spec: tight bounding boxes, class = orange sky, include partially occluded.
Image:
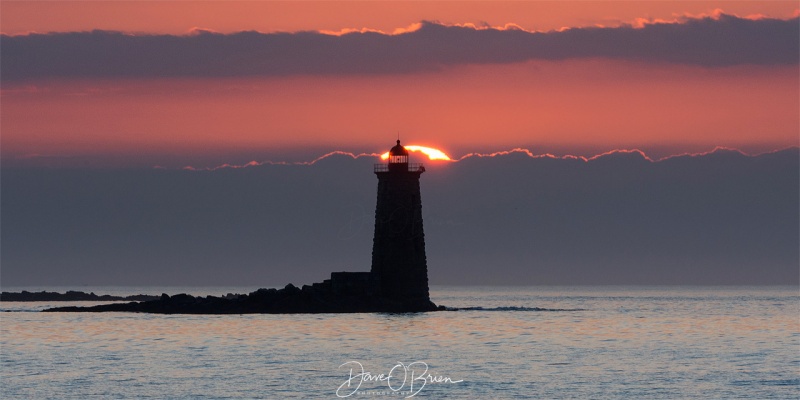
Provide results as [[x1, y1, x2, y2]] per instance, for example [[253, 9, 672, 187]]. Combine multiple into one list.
[[2, 1, 797, 35], [1, 1, 798, 167]]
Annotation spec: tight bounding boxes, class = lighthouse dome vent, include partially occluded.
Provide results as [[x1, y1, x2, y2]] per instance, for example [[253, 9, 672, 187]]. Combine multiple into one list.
[[389, 140, 408, 156]]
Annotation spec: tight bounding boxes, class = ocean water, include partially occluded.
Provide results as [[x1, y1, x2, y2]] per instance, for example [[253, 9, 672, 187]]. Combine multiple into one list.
[[1, 286, 798, 399]]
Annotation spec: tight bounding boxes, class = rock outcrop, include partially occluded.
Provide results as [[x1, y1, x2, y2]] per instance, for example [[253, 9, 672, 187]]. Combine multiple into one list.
[[43, 283, 442, 314], [2, 290, 159, 302]]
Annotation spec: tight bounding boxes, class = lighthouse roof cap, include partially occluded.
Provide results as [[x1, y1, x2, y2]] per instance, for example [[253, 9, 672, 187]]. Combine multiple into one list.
[[389, 140, 409, 156]]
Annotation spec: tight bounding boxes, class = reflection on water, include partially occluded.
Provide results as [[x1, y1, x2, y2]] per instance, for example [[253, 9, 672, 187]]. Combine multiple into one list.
[[2, 286, 798, 398]]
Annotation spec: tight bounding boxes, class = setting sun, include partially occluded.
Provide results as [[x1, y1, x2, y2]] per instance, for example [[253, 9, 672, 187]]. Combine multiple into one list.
[[380, 145, 452, 161]]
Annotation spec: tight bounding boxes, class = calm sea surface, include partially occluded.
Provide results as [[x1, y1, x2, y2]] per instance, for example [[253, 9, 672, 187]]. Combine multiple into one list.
[[1, 286, 798, 399]]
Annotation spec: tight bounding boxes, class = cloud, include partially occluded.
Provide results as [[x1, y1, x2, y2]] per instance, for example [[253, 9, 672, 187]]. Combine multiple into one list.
[[2, 147, 797, 286], [174, 146, 780, 171], [2, 14, 797, 82], [179, 150, 382, 171]]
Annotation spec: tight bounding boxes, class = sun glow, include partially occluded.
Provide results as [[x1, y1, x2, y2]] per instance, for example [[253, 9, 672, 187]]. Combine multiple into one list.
[[380, 145, 452, 161]]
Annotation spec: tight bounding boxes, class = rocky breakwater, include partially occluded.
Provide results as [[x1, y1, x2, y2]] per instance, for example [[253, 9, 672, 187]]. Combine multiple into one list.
[[43, 283, 442, 314]]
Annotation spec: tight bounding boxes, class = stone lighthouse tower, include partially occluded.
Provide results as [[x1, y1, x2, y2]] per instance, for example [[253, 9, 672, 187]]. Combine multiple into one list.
[[371, 140, 435, 311]]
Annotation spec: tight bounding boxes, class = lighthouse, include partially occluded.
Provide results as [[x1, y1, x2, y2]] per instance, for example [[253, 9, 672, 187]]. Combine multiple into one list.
[[46, 140, 441, 314], [370, 140, 434, 311]]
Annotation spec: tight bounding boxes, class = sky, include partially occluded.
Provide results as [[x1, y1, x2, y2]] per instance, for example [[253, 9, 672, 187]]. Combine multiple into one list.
[[1, 1, 798, 286], [1, 1, 798, 167]]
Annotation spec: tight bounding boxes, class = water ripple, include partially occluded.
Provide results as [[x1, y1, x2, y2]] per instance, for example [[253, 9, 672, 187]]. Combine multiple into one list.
[[1, 286, 797, 399], [449, 306, 586, 312]]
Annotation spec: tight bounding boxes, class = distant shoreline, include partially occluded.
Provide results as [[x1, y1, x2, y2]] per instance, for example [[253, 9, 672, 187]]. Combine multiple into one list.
[[0, 290, 160, 302]]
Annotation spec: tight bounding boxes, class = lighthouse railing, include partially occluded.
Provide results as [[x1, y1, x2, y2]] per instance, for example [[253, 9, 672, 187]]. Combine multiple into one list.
[[374, 163, 425, 172]]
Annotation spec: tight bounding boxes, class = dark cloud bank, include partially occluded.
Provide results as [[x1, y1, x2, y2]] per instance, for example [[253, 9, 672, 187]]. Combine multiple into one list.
[[2, 148, 797, 286], [2, 14, 798, 82]]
